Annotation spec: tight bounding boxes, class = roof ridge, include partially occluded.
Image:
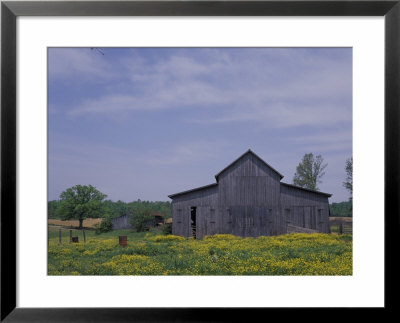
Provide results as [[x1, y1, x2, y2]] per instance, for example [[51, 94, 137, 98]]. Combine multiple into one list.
[[214, 149, 284, 181]]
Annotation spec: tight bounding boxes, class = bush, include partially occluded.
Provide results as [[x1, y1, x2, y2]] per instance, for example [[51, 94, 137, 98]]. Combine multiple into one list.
[[147, 235, 185, 242], [94, 216, 112, 234], [130, 209, 154, 232], [162, 223, 172, 235]]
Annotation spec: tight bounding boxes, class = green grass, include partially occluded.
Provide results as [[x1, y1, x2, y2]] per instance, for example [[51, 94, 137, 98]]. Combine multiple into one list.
[[48, 227, 352, 276], [48, 226, 154, 243]]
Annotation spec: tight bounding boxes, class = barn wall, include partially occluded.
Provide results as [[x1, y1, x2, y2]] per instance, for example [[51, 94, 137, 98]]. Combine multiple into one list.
[[171, 186, 218, 238], [215, 154, 281, 236], [111, 214, 131, 230], [218, 153, 281, 207], [279, 184, 330, 234], [170, 152, 331, 238]]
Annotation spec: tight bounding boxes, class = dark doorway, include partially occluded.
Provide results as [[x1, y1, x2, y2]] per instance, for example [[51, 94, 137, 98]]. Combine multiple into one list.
[[190, 207, 197, 239]]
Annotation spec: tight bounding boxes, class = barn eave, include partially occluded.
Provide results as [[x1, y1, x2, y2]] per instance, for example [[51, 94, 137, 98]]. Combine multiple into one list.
[[280, 182, 332, 197], [168, 183, 218, 199]]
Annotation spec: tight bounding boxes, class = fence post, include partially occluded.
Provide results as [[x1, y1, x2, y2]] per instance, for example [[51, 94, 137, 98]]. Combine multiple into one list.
[[70, 230, 72, 243], [339, 223, 343, 234], [83, 230, 86, 243], [59, 229, 62, 244]]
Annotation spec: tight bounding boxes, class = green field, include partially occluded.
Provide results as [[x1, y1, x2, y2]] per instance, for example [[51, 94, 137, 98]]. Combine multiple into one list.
[[48, 227, 352, 276]]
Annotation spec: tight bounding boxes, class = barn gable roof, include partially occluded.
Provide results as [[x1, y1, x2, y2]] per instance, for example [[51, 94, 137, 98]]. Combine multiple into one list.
[[280, 182, 332, 197], [168, 183, 218, 199], [168, 150, 332, 200], [214, 149, 284, 181]]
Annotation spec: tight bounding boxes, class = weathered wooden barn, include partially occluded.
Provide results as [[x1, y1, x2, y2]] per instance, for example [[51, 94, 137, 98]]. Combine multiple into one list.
[[168, 150, 331, 239]]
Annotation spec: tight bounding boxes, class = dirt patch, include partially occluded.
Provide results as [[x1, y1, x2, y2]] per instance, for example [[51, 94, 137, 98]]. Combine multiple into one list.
[[329, 217, 352, 223], [48, 218, 103, 228]]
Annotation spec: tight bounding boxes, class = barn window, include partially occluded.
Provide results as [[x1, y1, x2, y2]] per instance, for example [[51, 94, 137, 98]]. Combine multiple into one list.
[[177, 209, 182, 223], [318, 209, 323, 223], [210, 208, 215, 223], [226, 208, 232, 224], [285, 209, 291, 223], [310, 210, 316, 229]]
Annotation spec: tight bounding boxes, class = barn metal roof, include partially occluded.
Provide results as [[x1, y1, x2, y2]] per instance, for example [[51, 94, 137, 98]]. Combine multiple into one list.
[[168, 150, 332, 199], [280, 182, 332, 197], [214, 149, 284, 181], [168, 183, 218, 199]]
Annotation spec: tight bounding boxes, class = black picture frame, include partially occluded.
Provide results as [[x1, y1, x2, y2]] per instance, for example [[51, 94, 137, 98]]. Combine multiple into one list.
[[1, 1, 399, 321]]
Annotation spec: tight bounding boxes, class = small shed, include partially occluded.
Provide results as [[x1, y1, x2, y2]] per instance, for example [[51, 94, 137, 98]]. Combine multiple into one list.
[[112, 212, 166, 230], [111, 214, 130, 230]]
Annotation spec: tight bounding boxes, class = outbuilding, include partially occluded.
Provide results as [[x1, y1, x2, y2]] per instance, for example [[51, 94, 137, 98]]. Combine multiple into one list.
[[168, 150, 331, 239]]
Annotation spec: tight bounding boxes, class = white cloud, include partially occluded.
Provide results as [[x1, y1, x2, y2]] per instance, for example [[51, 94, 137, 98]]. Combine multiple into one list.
[[49, 48, 353, 202], [66, 48, 352, 129]]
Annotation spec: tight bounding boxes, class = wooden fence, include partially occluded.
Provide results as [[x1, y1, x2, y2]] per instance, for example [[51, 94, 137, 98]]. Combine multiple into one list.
[[329, 217, 352, 234]]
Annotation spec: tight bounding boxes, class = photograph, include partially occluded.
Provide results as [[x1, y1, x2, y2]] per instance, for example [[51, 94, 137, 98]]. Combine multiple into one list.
[[47, 47, 353, 276], [2, 0, 397, 319]]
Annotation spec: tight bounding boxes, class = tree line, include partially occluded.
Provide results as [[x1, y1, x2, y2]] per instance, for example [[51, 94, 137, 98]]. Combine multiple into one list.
[[48, 187, 171, 231], [48, 153, 353, 231], [329, 201, 352, 217]]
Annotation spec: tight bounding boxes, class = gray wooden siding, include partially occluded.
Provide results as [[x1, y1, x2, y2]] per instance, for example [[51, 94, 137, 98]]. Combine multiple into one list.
[[279, 184, 330, 234], [217, 153, 281, 178], [170, 151, 331, 238], [218, 153, 281, 206], [172, 185, 218, 238], [111, 214, 131, 230]]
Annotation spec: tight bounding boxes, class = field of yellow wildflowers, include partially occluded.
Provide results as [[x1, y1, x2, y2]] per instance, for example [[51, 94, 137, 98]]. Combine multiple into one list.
[[48, 228, 352, 275]]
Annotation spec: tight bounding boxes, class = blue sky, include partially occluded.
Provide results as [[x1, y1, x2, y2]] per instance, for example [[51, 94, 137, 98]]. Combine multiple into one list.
[[48, 47, 352, 203]]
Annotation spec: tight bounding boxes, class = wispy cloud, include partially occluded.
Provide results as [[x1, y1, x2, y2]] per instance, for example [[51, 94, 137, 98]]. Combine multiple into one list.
[[48, 48, 116, 80], [66, 48, 352, 131], [48, 48, 352, 202]]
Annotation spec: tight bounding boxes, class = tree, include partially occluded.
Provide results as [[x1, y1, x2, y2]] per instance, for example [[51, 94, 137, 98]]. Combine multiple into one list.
[[56, 185, 107, 229], [103, 199, 129, 218], [293, 153, 328, 191], [343, 157, 353, 216], [343, 157, 353, 200], [94, 215, 113, 234], [130, 208, 154, 232], [48, 200, 61, 219]]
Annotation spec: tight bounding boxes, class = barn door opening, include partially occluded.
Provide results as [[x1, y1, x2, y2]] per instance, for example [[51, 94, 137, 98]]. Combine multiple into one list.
[[190, 207, 197, 239]]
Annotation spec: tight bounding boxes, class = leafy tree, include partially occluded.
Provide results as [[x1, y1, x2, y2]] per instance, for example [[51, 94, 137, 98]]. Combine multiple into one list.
[[293, 153, 327, 191], [48, 200, 61, 219], [162, 223, 172, 235], [329, 201, 352, 217], [343, 157, 353, 216], [127, 200, 172, 219], [103, 199, 129, 218], [343, 157, 353, 200], [130, 208, 154, 232], [56, 185, 107, 229], [94, 215, 113, 234]]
